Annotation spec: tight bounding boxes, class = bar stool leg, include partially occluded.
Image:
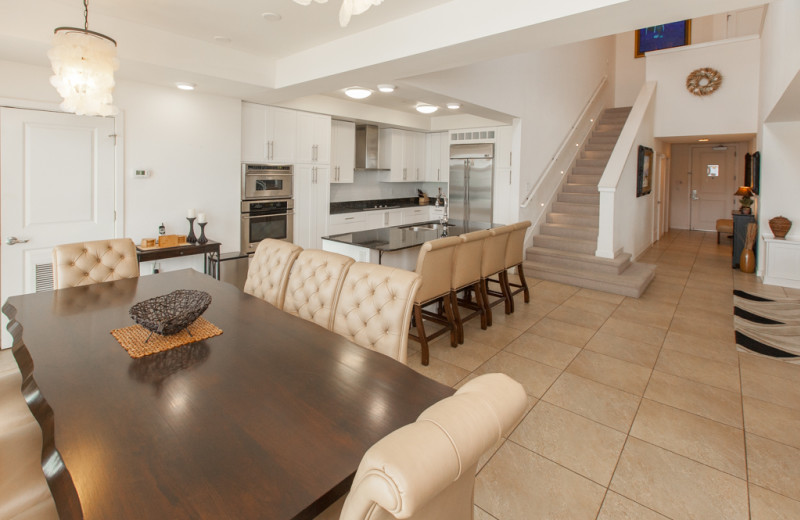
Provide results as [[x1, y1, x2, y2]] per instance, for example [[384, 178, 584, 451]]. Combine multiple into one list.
[[481, 278, 493, 327], [442, 295, 457, 348], [450, 290, 465, 344], [473, 281, 487, 330], [502, 270, 513, 315], [413, 303, 430, 366]]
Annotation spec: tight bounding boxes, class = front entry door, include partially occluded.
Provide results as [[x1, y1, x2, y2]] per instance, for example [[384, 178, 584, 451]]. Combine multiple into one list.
[[690, 147, 736, 231], [1, 108, 117, 345]]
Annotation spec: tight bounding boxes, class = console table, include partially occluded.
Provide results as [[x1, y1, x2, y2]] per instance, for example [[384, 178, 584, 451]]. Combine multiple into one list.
[[136, 241, 221, 278], [732, 213, 756, 268]]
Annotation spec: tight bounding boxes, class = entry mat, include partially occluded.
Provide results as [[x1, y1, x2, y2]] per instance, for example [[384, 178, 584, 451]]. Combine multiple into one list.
[[111, 317, 222, 358], [733, 290, 800, 364]]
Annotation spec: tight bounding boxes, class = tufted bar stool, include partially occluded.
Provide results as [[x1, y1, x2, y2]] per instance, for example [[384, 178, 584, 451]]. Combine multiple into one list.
[[332, 263, 421, 364], [450, 230, 491, 344], [480, 226, 512, 327], [52, 238, 139, 289], [319, 373, 527, 520], [244, 239, 302, 308], [408, 236, 462, 366], [0, 350, 59, 520], [283, 250, 355, 330], [503, 220, 532, 314]]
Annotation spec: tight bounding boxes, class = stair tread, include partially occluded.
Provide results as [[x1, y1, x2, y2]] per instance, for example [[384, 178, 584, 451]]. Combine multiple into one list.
[[524, 260, 656, 288], [527, 246, 631, 266], [541, 223, 599, 232]]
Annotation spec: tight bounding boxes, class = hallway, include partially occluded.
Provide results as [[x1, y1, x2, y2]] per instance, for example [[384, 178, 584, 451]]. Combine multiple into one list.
[[408, 229, 800, 519]]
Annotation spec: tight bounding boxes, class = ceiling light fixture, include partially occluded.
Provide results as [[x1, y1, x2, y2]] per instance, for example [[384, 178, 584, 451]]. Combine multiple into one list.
[[698, 138, 710, 142], [262, 12, 282, 22], [48, 0, 118, 116], [415, 104, 438, 114], [446, 102, 461, 110], [213, 36, 232, 44], [345, 87, 372, 99], [176, 82, 196, 91], [377, 84, 396, 93], [292, 0, 385, 27]]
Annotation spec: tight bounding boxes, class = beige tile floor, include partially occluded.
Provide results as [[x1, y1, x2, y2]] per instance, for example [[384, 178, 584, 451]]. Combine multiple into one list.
[[407, 229, 800, 520]]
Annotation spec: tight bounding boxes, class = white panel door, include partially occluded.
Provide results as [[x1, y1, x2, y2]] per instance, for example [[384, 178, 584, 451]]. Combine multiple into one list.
[[1, 108, 117, 304], [690, 147, 736, 231]]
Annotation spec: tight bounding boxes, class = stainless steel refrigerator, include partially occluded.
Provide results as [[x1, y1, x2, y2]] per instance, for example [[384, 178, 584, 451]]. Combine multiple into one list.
[[449, 143, 494, 225]]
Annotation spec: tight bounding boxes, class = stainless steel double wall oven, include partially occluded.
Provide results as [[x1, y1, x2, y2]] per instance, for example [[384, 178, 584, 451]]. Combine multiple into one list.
[[241, 164, 294, 253]]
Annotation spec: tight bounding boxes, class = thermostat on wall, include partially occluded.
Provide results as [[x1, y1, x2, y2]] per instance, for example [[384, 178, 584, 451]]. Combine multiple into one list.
[[133, 169, 151, 178]]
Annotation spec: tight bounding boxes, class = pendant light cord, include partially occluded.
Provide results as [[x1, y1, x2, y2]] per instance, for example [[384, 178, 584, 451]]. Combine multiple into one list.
[[84, 0, 89, 31]]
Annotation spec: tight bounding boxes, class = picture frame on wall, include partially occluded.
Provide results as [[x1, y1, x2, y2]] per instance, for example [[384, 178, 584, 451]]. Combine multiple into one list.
[[635, 20, 691, 58], [744, 152, 752, 187], [751, 151, 761, 195], [637, 145, 653, 197]]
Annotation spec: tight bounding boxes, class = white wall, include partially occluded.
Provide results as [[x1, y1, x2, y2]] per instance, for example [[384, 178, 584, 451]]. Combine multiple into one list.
[[759, 0, 800, 122], [614, 32, 645, 108], [646, 36, 760, 138], [0, 60, 242, 274], [402, 36, 615, 207]]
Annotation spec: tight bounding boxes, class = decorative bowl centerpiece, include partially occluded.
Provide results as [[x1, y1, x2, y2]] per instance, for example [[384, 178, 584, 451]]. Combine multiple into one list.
[[130, 290, 211, 339], [769, 216, 792, 239]]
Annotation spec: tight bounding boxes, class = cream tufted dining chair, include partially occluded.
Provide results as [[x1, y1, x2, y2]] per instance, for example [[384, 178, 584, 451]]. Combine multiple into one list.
[[283, 250, 355, 330], [318, 372, 527, 520], [408, 236, 462, 366], [244, 239, 302, 308], [332, 263, 421, 364], [450, 230, 491, 344], [481, 226, 512, 327], [0, 350, 59, 520], [503, 221, 532, 314], [52, 238, 139, 289]]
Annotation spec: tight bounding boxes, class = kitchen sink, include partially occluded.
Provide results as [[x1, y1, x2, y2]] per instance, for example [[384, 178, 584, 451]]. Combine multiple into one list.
[[400, 222, 454, 232]]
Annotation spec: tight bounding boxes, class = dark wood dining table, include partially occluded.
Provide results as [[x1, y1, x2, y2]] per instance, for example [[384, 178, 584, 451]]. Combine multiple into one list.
[[3, 269, 453, 520]]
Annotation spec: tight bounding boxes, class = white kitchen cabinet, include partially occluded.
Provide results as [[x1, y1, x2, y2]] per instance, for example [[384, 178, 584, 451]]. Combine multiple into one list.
[[493, 167, 514, 224], [296, 111, 331, 164], [495, 126, 513, 169], [328, 211, 368, 235], [379, 128, 426, 182], [331, 120, 355, 183], [425, 132, 449, 182], [401, 206, 429, 224], [293, 164, 329, 249], [382, 209, 402, 227], [241, 102, 297, 164]]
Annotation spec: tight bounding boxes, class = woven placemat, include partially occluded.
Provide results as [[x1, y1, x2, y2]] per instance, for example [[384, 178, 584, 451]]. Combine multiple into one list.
[[111, 317, 222, 359]]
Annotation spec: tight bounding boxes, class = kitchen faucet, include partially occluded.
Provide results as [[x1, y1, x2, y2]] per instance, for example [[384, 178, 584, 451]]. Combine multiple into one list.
[[440, 194, 449, 228]]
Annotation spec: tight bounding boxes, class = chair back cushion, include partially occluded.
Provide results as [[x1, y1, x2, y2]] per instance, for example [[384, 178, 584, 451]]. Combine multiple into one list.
[[333, 263, 421, 363], [505, 221, 531, 268], [52, 238, 139, 289], [243, 239, 302, 308], [340, 373, 527, 520], [414, 236, 461, 304], [481, 226, 511, 278], [283, 250, 354, 330], [452, 230, 491, 290]]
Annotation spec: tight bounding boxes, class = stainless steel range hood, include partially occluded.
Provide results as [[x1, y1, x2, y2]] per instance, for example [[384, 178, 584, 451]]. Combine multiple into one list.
[[355, 124, 387, 170]]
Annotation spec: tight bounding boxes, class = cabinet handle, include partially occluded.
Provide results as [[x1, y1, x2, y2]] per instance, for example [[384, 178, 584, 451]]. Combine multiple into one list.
[[270, 141, 274, 160], [403, 167, 407, 180], [509, 151, 512, 167], [509, 171, 512, 185], [345, 217, 355, 220]]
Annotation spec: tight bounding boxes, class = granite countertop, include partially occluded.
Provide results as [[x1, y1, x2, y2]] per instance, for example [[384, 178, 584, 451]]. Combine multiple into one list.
[[322, 220, 498, 252], [329, 197, 445, 215]]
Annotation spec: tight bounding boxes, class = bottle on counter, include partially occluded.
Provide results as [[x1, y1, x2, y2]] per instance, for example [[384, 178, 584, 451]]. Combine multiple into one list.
[[158, 222, 166, 236]]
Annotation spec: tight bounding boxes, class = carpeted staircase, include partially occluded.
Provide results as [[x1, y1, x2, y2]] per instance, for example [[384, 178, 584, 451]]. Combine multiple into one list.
[[523, 107, 656, 297]]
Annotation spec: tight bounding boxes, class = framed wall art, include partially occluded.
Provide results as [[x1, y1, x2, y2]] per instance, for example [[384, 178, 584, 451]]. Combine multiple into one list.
[[637, 145, 653, 197], [635, 20, 691, 58]]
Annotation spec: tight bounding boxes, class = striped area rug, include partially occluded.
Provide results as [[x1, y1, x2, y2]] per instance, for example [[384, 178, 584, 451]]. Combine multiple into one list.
[[734, 290, 800, 363]]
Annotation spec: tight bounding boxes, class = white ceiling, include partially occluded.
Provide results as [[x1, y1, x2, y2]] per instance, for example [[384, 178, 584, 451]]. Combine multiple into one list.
[[1, 0, 769, 123]]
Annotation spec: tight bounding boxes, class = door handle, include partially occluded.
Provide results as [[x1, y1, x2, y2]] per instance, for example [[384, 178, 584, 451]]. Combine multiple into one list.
[[691, 189, 699, 201], [6, 236, 29, 245]]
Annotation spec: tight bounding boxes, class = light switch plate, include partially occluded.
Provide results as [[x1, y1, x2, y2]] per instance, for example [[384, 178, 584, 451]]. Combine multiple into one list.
[[134, 169, 151, 178]]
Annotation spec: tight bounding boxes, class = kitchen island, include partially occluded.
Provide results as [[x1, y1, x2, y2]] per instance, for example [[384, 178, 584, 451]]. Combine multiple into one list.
[[322, 219, 497, 270]]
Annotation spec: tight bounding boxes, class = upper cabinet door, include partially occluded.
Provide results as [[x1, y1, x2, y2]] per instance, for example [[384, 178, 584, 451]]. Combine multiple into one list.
[[331, 120, 355, 183], [241, 103, 296, 164], [268, 107, 297, 164], [242, 102, 268, 163], [425, 132, 449, 182], [296, 112, 331, 164], [495, 125, 513, 169]]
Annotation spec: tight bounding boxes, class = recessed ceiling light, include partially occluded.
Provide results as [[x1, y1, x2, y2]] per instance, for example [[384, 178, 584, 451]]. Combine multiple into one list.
[[213, 36, 232, 44], [345, 87, 372, 99], [176, 82, 196, 91], [446, 102, 461, 110], [415, 104, 438, 114], [698, 138, 710, 142], [377, 84, 396, 93], [262, 12, 282, 22]]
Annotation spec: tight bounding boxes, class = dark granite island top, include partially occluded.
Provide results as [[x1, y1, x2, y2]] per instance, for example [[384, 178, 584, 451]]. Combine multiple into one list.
[[322, 220, 499, 253]]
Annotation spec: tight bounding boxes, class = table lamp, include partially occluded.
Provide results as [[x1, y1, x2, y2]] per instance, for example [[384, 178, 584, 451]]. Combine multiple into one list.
[[734, 186, 754, 214]]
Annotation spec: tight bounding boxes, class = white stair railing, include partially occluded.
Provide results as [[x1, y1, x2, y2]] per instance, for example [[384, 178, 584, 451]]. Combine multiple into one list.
[[520, 75, 608, 247]]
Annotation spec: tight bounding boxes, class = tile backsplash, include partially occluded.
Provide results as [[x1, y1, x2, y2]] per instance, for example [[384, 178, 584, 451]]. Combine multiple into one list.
[[329, 170, 446, 203]]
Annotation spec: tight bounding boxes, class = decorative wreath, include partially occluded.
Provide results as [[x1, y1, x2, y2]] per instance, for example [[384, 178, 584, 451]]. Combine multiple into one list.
[[686, 67, 723, 96]]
